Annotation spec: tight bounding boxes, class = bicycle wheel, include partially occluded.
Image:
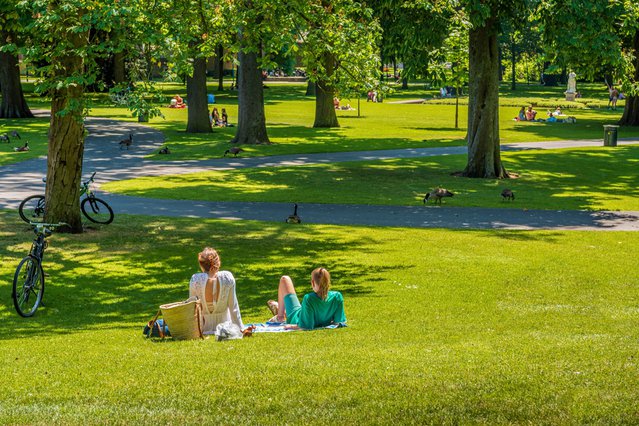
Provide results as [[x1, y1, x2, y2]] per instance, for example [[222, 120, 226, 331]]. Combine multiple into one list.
[[81, 197, 114, 224], [12, 256, 45, 317], [19, 195, 46, 224]]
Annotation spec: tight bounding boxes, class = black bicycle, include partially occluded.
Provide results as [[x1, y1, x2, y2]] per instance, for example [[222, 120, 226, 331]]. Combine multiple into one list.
[[12, 222, 68, 317], [19, 172, 114, 225]]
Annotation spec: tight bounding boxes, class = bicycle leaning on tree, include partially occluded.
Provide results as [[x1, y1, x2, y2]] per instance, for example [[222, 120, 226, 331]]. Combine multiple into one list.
[[19, 171, 114, 225], [12, 222, 68, 317]]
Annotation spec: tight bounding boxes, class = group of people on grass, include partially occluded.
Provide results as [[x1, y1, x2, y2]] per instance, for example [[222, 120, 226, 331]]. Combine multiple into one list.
[[515, 105, 575, 123], [190, 247, 346, 333], [209, 107, 230, 127], [515, 106, 539, 122]]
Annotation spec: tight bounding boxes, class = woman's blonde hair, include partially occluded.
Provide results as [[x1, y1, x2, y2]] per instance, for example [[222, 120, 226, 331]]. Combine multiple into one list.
[[312, 267, 331, 300], [198, 247, 221, 273]]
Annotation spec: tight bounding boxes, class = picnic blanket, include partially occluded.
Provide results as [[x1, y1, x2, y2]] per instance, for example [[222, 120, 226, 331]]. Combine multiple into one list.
[[246, 321, 347, 333]]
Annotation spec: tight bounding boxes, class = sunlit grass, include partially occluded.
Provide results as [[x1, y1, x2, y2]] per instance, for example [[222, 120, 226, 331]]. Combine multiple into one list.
[[1, 211, 639, 424], [6, 81, 636, 166], [0, 117, 50, 166], [103, 145, 639, 211]]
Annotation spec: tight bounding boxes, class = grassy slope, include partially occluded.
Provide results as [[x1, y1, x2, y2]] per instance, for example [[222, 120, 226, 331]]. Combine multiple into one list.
[[102, 145, 639, 211], [1, 211, 638, 424]]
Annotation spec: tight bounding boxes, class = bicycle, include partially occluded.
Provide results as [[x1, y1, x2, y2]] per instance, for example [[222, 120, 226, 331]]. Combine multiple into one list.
[[19, 172, 114, 225], [12, 222, 68, 317]]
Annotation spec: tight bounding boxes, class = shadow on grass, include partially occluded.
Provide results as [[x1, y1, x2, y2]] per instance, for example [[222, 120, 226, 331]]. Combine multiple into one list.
[[0, 213, 385, 340]]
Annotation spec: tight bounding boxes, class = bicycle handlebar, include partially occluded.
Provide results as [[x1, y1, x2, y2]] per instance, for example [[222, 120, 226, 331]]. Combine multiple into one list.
[[42, 172, 97, 185]]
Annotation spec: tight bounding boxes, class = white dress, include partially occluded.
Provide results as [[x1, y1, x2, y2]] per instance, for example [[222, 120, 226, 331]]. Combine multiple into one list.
[[189, 270, 244, 333]]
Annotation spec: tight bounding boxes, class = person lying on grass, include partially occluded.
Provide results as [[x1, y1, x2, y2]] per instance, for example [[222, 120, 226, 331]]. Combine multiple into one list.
[[267, 268, 346, 330], [189, 247, 244, 333]]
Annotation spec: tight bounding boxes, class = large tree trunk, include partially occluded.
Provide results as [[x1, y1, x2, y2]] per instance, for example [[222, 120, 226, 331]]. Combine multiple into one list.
[[305, 81, 316, 96], [0, 42, 34, 119], [186, 57, 212, 133], [313, 53, 339, 128], [113, 51, 126, 84], [510, 36, 516, 91], [217, 44, 225, 91], [463, 17, 509, 179], [44, 31, 89, 233], [231, 50, 270, 144], [619, 30, 639, 126]]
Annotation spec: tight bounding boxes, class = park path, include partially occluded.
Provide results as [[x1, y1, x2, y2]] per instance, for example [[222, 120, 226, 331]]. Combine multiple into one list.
[[0, 116, 638, 231]]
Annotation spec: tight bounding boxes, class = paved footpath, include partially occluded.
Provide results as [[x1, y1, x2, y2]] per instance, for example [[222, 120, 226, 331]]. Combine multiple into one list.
[[1, 116, 638, 231]]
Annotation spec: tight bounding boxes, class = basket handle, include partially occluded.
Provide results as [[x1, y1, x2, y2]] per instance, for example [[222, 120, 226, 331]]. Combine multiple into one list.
[[146, 309, 163, 339], [195, 301, 203, 339]]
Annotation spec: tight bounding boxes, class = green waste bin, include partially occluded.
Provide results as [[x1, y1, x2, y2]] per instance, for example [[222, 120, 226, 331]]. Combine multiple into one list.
[[603, 125, 619, 147]]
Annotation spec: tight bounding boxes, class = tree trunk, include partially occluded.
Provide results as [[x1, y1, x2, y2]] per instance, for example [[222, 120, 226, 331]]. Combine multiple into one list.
[[0, 44, 34, 119], [231, 50, 270, 144], [510, 36, 516, 91], [44, 32, 89, 233], [619, 30, 639, 126], [402, 77, 408, 90], [217, 44, 224, 91], [113, 51, 126, 84], [186, 57, 212, 133], [463, 17, 508, 179], [313, 53, 339, 128], [305, 80, 316, 96]]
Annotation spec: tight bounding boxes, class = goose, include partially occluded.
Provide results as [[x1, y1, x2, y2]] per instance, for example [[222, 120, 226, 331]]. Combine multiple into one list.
[[224, 147, 244, 157], [0, 134, 9, 143], [11, 130, 21, 139], [285, 203, 301, 224], [159, 146, 171, 154], [423, 188, 454, 205], [119, 133, 133, 150], [501, 189, 515, 201], [14, 141, 29, 152]]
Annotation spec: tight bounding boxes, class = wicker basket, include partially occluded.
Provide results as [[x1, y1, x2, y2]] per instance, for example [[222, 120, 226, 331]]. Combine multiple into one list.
[[160, 298, 203, 340]]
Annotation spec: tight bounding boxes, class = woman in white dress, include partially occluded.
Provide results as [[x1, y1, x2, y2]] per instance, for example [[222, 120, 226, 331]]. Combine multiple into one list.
[[189, 247, 244, 333]]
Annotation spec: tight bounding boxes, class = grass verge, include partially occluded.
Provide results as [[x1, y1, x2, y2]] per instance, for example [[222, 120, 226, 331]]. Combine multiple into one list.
[[102, 145, 639, 211]]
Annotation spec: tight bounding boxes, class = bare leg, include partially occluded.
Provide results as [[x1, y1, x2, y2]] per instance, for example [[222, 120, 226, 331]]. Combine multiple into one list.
[[277, 275, 296, 322]]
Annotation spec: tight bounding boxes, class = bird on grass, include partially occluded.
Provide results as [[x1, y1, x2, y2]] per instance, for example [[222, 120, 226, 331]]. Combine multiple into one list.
[[159, 146, 171, 154], [11, 130, 21, 139], [0, 134, 9, 143], [423, 188, 454, 205], [286, 203, 301, 224], [119, 133, 133, 150], [501, 188, 515, 201], [14, 142, 29, 152], [224, 147, 244, 157]]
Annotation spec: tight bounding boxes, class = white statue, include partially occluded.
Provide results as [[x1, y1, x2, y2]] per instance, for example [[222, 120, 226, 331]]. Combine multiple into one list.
[[567, 71, 577, 93]]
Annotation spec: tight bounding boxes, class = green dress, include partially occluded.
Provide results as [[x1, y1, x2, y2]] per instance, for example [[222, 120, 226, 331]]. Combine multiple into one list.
[[288, 291, 346, 329]]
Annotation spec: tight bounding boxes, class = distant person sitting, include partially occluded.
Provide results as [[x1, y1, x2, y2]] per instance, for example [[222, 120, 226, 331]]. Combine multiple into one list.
[[170, 95, 185, 108], [515, 106, 526, 121], [221, 108, 233, 127], [333, 97, 340, 109], [525, 106, 537, 121], [211, 107, 222, 126]]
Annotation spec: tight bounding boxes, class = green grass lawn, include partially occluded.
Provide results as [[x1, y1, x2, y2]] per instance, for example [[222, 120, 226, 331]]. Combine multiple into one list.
[[102, 145, 639, 211], [0, 117, 50, 167], [4, 81, 635, 167], [1, 211, 638, 424]]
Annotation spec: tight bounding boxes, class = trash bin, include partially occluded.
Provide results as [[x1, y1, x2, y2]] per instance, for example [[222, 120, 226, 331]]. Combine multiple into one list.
[[207, 94, 215, 104], [603, 125, 619, 147]]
